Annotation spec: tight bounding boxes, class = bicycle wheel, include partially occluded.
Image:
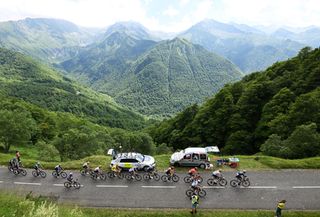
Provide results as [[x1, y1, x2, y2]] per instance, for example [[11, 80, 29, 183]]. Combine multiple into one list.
[[32, 170, 38, 177], [199, 189, 207, 197], [21, 169, 27, 176], [154, 173, 160, 181], [40, 171, 47, 178], [64, 182, 71, 188], [80, 170, 86, 176], [161, 175, 168, 182], [207, 178, 215, 186], [198, 177, 203, 183], [74, 182, 81, 189], [125, 174, 132, 180], [186, 189, 193, 198], [60, 172, 67, 179], [100, 173, 107, 181], [219, 178, 228, 186], [52, 171, 58, 178], [230, 179, 238, 187], [143, 173, 150, 180], [172, 174, 180, 182], [107, 172, 114, 178], [91, 173, 97, 180], [13, 169, 19, 175], [184, 176, 191, 183], [135, 174, 142, 181], [117, 173, 124, 179], [242, 180, 250, 187], [8, 164, 12, 171]]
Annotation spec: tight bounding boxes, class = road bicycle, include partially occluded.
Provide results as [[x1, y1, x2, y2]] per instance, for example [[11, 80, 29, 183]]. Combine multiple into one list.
[[161, 173, 180, 182], [52, 170, 67, 179], [64, 179, 81, 189], [230, 176, 250, 187], [207, 176, 228, 186], [32, 169, 47, 178]]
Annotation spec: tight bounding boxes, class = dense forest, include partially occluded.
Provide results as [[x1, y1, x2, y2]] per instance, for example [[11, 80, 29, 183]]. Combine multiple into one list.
[[148, 47, 320, 159], [0, 48, 147, 130], [0, 48, 157, 160]]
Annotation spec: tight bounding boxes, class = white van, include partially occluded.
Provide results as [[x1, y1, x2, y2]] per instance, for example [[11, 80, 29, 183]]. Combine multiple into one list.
[[170, 146, 219, 169]]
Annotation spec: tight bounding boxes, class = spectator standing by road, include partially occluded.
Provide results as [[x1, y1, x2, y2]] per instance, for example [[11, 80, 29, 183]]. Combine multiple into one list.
[[275, 200, 286, 217], [190, 193, 199, 215]]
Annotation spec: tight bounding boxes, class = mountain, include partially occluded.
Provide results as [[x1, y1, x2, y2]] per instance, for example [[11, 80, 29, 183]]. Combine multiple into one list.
[[149, 47, 320, 158], [0, 47, 147, 130], [0, 18, 98, 63], [271, 27, 320, 47], [62, 36, 242, 118], [61, 30, 157, 85], [179, 19, 305, 73], [103, 21, 155, 40]]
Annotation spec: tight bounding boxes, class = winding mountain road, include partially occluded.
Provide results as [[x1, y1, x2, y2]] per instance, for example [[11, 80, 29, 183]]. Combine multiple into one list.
[[0, 168, 319, 210]]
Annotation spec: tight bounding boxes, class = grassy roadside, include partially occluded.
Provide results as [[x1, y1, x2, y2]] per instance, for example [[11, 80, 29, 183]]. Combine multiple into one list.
[[0, 191, 320, 217], [1, 147, 320, 171]]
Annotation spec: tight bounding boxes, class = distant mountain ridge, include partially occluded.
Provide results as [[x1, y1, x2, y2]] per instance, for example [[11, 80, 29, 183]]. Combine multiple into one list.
[[179, 19, 306, 73], [0, 18, 98, 63]]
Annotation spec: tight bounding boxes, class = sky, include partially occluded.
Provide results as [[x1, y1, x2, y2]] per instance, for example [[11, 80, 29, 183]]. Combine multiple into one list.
[[0, 0, 319, 32]]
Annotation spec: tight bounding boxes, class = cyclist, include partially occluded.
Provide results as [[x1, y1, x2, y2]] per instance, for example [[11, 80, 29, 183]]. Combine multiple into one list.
[[111, 164, 121, 176], [166, 166, 175, 180], [55, 164, 63, 175], [128, 166, 138, 178], [82, 161, 90, 174], [191, 175, 201, 194], [236, 170, 247, 180], [9, 158, 19, 171], [94, 165, 101, 175], [188, 167, 198, 177], [34, 162, 42, 175], [67, 172, 73, 183]]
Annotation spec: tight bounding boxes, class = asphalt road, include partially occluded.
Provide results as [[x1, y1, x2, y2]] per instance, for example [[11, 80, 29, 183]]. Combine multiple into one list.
[[0, 168, 319, 210]]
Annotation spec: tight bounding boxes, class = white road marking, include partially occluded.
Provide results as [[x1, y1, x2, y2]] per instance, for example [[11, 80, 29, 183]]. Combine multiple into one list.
[[292, 186, 320, 189], [141, 186, 176, 189], [96, 185, 128, 188], [14, 182, 41, 186], [245, 186, 277, 189], [203, 186, 226, 189], [0, 181, 3, 183]]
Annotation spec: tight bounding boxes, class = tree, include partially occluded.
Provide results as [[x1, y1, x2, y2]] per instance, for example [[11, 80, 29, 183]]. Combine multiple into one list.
[[260, 134, 284, 157], [284, 123, 320, 158], [0, 109, 37, 153]]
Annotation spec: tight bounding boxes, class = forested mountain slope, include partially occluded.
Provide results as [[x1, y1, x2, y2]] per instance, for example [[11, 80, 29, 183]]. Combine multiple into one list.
[[63, 36, 242, 118], [0, 47, 146, 130], [149, 47, 320, 158]]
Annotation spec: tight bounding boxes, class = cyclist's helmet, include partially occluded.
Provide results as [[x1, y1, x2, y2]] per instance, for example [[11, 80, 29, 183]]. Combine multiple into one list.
[[70, 172, 73, 175], [243, 170, 246, 173], [218, 169, 222, 172]]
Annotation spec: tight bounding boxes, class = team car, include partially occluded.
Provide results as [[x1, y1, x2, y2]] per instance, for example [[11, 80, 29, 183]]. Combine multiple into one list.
[[110, 152, 156, 171]]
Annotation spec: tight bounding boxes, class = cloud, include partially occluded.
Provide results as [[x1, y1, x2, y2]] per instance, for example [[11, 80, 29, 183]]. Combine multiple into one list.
[[163, 6, 179, 17], [0, 0, 319, 32]]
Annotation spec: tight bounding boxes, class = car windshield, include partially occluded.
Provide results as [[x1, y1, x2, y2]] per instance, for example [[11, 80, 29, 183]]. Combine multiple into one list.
[[136, 153, 144, 162]]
